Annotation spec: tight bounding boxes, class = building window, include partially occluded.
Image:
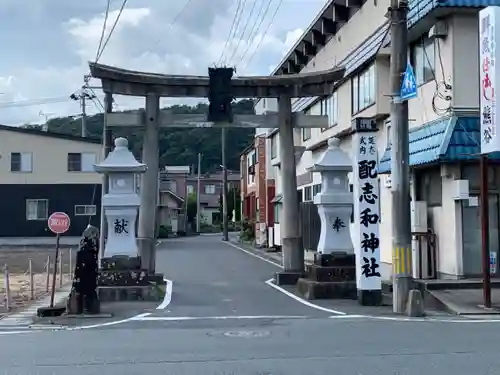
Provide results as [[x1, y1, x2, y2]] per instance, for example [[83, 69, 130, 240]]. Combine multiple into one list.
[[302, 127, 311, 141], [411, 36, 435, 86], [304, 186, 312, 201], [204, 184, 216, 194], [10, 152, 33, 172], [187, 185, 194, 194], [26, 199, 48, 221], [68, 152, 96, 172], [313, 183, 321, 196], [352, 63, 376, 114], [321, 93, 339, 131], [271, 135, 278, 159], [75, 205, 97, 216]]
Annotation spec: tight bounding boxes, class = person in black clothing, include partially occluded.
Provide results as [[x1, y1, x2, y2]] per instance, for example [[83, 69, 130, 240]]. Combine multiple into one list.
[[66, 225, 100, 314]]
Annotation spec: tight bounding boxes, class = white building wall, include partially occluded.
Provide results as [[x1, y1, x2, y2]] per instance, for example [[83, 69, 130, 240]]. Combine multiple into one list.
[[0, 129, 102, 185], [265, 0, 482, 277]]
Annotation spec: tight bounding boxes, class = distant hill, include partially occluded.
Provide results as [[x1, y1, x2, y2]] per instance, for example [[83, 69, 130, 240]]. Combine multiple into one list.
[[30, 100, 256, 172]]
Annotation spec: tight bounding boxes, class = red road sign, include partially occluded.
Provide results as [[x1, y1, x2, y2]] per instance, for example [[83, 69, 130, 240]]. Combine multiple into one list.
[[48, 212, 70, 234]]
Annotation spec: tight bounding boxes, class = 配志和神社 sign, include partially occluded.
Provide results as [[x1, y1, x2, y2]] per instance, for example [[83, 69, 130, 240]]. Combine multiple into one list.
[[352, 127, 381, 292]]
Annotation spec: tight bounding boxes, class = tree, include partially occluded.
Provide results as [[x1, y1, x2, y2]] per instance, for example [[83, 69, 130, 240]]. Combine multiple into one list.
[[186, 193, 198, 223], [45, 100, 256, 172]]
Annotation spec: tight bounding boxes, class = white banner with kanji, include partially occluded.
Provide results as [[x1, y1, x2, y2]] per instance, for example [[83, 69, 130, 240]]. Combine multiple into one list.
[[352, 131, 381, 291]]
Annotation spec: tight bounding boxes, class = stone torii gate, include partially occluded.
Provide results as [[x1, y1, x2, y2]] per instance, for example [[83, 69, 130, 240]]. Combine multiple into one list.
[[89, 62, 345, 284]]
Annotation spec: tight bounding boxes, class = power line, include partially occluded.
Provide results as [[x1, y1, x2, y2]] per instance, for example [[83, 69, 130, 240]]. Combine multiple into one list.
[[240, 0, 283, 72], [95, 0, 111, 62], [217, 0, 242, 66], [226, 0, 259, 66], [221, 0, 247, 66], [0, 97, 72, 109], [96, 0, 128, 63], [235, 0, 272, 67], [145, 0, 195, 56]]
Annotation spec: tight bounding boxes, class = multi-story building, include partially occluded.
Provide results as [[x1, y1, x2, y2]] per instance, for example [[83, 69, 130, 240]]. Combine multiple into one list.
[[0, 125, 102, 238], [255, 0, 496, 280], [159, 168, 240, 226], [240, 135, 276, 245]]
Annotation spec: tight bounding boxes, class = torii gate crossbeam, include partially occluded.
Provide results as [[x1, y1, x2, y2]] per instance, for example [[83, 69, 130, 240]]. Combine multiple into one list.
[[90, 62, 345, 286]]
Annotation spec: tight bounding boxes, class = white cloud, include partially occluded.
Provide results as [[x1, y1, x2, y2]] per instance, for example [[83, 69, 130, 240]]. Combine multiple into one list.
[[0, 0, 326, 126]]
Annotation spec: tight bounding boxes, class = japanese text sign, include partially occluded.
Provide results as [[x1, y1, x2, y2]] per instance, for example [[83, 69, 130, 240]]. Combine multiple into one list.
[[353, 131, 381, 291], [480, 7, 500, 154]]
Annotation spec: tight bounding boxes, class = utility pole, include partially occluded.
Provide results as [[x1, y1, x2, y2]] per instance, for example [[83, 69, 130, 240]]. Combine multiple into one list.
[[222, 128, 229, 241], [196, 153, 202, 233], [207, 66, 233, 240], [70, 83, 95, 137], [389, 0, 413, 314]]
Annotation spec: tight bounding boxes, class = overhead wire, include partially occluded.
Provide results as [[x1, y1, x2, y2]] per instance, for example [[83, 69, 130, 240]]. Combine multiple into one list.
[[96, 0, 129, 62], [225, 0, 259, 66], [234, 0, 270, 67], [221, 0, 248, 66], [217, 0, 243, 66], [0, 96, 73, 109], [95, 0, 111, 62], [145, 0, 195, 56], [239, 0, 283, 72]]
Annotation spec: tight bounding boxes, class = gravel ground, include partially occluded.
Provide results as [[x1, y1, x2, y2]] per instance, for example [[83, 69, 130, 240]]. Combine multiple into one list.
[[0, 247, 74, 314]]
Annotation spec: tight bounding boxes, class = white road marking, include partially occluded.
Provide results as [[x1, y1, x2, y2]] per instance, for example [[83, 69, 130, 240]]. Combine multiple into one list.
[[265, 278, 347, 315], [225, 242, 283, 268], [156, 279, 173, 310], [66, 313, 151, 331], [131, 315, 309, 321]]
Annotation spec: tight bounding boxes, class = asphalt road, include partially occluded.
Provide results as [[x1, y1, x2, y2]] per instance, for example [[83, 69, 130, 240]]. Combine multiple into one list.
[[2, 235, 500, 375]]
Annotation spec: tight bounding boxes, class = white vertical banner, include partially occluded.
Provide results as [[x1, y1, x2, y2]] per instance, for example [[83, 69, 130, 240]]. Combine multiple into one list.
[[352, 119, 381, 291], [480, 6, 500, 153]]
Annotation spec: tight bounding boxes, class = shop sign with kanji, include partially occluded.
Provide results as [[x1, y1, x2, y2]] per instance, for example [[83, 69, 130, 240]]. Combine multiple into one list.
[[480, 7, 500, 154]]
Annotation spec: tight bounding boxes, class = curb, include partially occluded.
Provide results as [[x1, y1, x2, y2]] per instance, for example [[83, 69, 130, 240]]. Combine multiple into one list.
[[0, 284, 71, 327]]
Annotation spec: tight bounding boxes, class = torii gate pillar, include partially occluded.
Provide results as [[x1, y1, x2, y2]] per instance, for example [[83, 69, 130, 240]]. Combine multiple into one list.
[[137, 93, 160, 272], [276, 94, 304, 283]]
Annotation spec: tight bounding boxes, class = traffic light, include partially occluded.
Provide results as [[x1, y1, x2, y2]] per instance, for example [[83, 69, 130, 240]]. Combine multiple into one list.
[[207, 67, 234, 123]]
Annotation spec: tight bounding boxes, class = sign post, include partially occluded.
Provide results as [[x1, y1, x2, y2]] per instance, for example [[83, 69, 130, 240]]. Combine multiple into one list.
[[47, 212, 70, 308], [478, 6, 500, 308]]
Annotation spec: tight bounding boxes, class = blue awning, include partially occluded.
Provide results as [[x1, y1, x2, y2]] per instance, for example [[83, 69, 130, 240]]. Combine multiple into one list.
[[378, 115, 496, 174]]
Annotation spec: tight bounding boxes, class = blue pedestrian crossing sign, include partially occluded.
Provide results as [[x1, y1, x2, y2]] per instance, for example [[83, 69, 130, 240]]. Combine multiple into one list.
[[400, 63, 417, 101]]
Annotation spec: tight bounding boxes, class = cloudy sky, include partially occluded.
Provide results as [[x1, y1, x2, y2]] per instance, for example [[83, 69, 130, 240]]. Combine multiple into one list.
[[0, 0, 326, 126]]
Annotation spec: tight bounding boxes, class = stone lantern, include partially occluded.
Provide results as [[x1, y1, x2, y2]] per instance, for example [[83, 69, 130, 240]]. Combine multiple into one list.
[[94, 137, 147, 258], [307, 137, 353, 254]]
